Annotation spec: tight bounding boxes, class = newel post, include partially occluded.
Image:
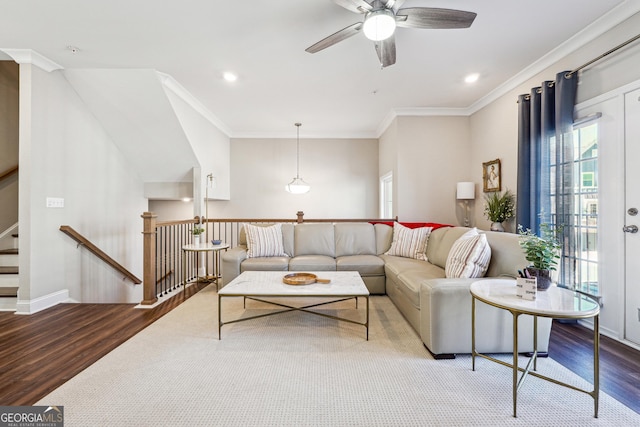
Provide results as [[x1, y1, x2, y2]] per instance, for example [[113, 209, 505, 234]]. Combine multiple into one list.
[[141, 212, 158, 305]]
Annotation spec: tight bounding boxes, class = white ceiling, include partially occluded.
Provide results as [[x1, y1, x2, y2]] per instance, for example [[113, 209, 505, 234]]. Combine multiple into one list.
[[0, 0, 637, 138]]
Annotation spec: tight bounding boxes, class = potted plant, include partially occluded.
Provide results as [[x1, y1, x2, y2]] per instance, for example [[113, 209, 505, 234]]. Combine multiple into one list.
[[517, 223, 562, 290], [484, 190, 515, 232], [192, 225, 205, 245]]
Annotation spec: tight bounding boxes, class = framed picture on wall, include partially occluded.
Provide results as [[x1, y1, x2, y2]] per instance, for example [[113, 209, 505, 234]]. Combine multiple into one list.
[[483, 159, 501, 192]]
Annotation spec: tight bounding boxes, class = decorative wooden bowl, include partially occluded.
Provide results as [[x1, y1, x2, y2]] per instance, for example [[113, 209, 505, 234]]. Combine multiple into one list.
[[283, 273, 331, 285]]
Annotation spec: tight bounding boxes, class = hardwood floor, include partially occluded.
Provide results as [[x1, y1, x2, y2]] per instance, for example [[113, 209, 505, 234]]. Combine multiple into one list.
[[549, 319, 640, 414], [0, 282, 209, 406], [0, 288, 639, 415]]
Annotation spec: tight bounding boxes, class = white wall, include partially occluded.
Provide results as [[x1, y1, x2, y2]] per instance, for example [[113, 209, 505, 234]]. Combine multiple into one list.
[[18, 64, 147, 311], [164, 88, 231, 202], [380, 115, 472, 224]]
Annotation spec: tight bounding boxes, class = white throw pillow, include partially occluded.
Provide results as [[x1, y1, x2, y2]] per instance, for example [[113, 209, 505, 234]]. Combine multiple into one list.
[[445, 228, 492, 278], [244, 223, 287, 258], [384, 223, 432, 261]]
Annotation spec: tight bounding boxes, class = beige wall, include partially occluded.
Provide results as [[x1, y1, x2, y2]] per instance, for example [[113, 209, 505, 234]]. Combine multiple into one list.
[[156, 137, 380, 221], [380, 115, 472, 224], [0, 61, 19, 236], [469, 11, 640, 231]]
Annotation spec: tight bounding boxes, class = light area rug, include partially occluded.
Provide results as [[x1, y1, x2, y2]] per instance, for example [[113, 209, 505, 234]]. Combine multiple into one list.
[[38, 284, 639, 426]]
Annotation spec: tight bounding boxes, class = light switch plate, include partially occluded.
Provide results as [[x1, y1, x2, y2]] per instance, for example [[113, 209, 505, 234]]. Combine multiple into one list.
[[46, 197, 64, 208]]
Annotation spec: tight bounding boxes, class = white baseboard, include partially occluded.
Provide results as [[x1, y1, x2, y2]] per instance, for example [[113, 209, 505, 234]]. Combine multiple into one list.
[[15, 289, 70, 315]]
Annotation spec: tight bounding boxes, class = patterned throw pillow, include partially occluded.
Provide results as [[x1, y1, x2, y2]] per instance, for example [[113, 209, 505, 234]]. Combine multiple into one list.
[[445, 228, 492, 278], [385, 222, 432, 260], [244, 223, 287, 258]]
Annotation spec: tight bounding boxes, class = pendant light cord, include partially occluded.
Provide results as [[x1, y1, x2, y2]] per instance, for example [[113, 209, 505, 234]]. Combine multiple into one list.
[[295, 122, 301, 178]]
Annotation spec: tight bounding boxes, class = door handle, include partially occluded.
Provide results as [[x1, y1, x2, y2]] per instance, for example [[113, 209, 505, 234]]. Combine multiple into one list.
[[623, 225, 638, 233]]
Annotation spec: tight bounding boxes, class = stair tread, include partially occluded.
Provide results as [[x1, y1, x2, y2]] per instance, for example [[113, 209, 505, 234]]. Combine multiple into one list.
[[0, 266, 18, 274], [0, 286, 18, 297], [0, 248, 18, 255]]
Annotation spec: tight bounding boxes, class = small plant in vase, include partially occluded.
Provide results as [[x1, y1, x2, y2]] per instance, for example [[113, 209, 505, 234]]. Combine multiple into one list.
[[484, 190, 515, 232], [517, 223, 562, 290], [192, 225, 205, 245]]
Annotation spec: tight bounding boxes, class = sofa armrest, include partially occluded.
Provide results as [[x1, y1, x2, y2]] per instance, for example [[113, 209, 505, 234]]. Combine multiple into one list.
[[221, 246, 248, 286], [419, 277, 551, 355]]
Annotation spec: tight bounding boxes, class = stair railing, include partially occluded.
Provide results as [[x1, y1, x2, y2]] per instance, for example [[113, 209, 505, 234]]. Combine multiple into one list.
[[141, 211, 398, 306], [0, 165, 18, 183], [60, 225, 142, 285]]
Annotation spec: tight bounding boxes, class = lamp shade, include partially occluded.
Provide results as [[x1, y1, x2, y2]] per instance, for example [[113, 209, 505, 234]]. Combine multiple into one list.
[[456, 182, 475, 200], [285, 177, 310, 194]]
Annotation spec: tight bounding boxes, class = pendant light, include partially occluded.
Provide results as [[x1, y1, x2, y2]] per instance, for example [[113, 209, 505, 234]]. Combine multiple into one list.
[[285, 122, 310, 194]]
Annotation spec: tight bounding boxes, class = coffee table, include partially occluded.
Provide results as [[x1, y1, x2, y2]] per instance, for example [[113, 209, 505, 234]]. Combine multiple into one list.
[[218, 271, 370, 340]]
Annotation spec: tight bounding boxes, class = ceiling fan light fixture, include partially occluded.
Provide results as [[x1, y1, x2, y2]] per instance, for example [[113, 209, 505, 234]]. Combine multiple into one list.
[[362, 9, 396, 41]]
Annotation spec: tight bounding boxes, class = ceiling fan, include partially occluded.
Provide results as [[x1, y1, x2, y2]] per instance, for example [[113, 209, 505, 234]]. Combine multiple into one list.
[[305, 0, 477, 68]]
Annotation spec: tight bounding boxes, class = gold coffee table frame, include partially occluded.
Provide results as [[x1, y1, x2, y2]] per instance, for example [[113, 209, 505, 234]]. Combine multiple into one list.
[[218, 271, 370, 340], [470, 279, 600, 418]]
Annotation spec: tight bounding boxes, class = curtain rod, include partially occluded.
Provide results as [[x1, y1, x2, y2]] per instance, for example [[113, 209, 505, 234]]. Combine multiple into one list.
[[567, 32, 640, 77], [518, 32, 640, 102]]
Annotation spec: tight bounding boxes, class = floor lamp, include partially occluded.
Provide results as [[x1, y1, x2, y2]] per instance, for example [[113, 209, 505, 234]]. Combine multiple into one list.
[[456, 182, 475, 227]]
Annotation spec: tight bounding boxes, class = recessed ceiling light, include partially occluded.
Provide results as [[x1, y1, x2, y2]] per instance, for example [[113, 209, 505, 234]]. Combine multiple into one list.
[[223, 72, 238, 82], [465, 73, 479, 84]]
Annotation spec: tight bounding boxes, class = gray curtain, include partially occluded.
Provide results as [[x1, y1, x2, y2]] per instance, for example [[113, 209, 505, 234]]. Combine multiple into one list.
[[516, 71, 578, 286], [516, 71, 577, 233]]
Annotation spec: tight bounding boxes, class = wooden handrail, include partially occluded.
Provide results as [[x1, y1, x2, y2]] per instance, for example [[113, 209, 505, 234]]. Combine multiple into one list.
[[60, 225, 142, 284], [0, 165, 18, 183]]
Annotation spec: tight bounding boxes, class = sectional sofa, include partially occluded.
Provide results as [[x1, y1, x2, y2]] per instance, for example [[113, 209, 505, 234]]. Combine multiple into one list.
[[221, 222, 552, 359]]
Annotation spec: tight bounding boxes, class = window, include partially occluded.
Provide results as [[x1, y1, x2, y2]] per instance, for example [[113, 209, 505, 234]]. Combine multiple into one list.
[[550, 121, 599, 295], [380, 172, 393, 218]]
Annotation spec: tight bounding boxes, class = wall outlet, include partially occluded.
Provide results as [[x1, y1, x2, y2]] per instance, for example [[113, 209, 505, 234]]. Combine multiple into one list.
[[46, 197, 64, 208]]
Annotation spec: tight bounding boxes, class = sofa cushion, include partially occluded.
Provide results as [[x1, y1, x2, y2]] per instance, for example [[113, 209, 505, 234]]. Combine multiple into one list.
[[289, 255, 336, 271], [294, 224, 335, 257], [244, 223, 287, 258], [426, 227, 469, 269], [445, 228, 492, 278], [334, 223, 376, 257], [336, 255, 385, 275], [385, 222, 432, 260], [374, 223, 394, 255], [241, 257, 290, 272], [380, 255, 444, 278]]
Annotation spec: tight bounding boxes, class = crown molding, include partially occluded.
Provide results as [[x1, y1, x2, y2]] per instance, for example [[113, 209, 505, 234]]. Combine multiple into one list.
[[0, 48, 63, 72], [158, 72, 233, 138], [375, 1, 640, 137], [466, 0, 640, 115], [231, 130, 378, 140]]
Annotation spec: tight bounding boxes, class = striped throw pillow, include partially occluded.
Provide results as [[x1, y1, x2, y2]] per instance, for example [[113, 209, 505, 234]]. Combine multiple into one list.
[[445, 228, 492, 278], [384, 222, 432, 260], [244, 223, 287, 258]]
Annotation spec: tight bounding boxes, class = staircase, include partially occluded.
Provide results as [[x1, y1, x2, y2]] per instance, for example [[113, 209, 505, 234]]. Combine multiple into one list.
[[0, 233, 18, 311]]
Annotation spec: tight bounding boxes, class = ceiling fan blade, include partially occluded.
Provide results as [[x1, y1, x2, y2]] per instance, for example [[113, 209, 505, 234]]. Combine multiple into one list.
[[374, 35, 396, 68], [332, 0, 372, 14], [305, 22, 363, 54], [396, 8, 477, 29], [383, 0, 405, 10]]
